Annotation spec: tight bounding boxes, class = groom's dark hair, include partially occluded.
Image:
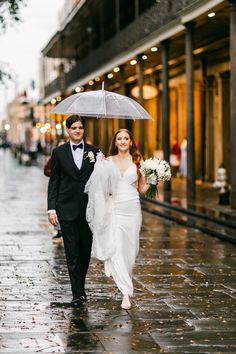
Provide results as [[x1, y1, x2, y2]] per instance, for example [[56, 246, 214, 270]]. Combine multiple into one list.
[[66, 115, 85, 128]]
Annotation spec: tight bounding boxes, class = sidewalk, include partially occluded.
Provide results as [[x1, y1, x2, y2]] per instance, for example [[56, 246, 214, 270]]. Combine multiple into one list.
[[141, 177, 236, 244], [160, 177, 236, 217], [1, 149, 236, 353]]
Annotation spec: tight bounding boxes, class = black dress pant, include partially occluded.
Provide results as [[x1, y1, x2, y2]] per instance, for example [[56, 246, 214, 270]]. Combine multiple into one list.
[[59, 216, 92, 299]]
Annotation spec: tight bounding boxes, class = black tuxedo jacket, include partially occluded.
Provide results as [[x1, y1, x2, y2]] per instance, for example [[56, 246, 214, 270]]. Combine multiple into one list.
[[47, 142, 100, 221]]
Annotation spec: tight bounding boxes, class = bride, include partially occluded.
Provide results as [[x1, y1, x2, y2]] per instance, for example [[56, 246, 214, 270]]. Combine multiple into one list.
[[85, 129, 148, 309]]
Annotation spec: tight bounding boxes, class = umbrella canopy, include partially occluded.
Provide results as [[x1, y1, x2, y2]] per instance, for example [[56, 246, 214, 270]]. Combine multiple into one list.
[[51, 86, 151, 120]]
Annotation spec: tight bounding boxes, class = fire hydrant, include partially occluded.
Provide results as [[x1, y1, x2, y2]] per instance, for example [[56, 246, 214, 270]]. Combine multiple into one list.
[[213, 164, 230, 205]]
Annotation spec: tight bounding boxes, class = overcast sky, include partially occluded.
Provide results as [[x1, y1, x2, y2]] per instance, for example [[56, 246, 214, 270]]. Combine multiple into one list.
[[0, 0, 65, 118]]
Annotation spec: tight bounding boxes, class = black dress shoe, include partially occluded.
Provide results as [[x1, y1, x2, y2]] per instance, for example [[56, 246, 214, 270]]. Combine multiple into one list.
[[71, 298, 83, 308], [71, 295, 86, 307], [52, 231, 63, 239]]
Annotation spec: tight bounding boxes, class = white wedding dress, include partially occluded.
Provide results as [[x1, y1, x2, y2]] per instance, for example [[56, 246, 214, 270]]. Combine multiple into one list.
[[85, 156, 142, 296]]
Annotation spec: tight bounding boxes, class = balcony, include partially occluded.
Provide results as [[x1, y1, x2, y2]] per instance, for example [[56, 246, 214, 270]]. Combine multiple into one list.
[[44, 0, 225, 98]]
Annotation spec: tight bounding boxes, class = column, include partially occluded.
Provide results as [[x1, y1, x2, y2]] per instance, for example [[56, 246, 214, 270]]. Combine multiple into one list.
[[220, 71, 230, 176], [185, 22, 195, 199], [229, 0, 236, 208], [136, 55, 144, 154], [200, 57, 207, 181], [155, 72, 162, 150], [206, 76, 215, 182], [161, 40, 171, 193]]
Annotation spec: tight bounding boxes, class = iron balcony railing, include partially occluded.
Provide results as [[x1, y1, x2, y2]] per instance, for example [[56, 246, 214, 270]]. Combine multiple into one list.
[[44, 0, 212, 98]]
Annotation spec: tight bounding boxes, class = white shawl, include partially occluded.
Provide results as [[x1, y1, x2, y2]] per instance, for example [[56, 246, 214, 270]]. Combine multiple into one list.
[[84, 157, 118, 261]]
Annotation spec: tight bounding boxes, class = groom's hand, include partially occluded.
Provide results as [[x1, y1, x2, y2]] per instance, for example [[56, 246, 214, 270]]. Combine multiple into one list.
[[48, 212, 58, 226]]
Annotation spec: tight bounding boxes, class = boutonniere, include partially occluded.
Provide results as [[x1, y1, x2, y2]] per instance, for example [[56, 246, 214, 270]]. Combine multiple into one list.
[[84, 151, 95, 162]]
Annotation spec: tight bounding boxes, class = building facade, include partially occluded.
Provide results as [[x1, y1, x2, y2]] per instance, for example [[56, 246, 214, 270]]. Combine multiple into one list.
[[40, 0, 236, 208]]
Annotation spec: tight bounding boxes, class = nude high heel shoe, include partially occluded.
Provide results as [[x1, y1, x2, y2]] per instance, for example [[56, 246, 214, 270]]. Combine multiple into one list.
[[121, 294, 131, 310]]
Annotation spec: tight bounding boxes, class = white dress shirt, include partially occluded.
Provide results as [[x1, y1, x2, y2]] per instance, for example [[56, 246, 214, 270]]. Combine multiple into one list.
[[70, 140, 84, 170]]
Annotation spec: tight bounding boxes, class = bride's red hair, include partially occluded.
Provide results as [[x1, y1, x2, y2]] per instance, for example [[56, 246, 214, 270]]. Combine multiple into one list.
[[108, 129, 142, 168]]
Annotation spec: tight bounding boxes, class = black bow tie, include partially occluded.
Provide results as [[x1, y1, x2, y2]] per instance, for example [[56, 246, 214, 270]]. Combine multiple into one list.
[[72, 143, 83, 151]]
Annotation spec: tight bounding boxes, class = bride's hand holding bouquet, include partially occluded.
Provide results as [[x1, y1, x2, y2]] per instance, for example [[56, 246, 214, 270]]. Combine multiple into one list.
[[139, 157, 171, 199]]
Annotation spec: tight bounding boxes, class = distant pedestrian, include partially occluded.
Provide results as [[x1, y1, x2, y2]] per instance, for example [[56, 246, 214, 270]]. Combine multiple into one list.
[[180, 138, 187, 177], [170, 138, 180, 176]]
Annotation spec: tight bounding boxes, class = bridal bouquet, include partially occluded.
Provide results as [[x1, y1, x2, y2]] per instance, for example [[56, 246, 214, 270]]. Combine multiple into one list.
[[140, 157, 171, 199]]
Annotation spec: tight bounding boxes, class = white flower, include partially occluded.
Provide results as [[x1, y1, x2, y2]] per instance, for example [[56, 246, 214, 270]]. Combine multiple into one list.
[[140, 157, 171, 200], [96, 151, 104, 161], [85, 151, 95, 162], [140, 157, 171, 182]]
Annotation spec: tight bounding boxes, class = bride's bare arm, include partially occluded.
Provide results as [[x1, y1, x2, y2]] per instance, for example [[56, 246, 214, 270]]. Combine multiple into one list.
[[138, 173, 150, 194]]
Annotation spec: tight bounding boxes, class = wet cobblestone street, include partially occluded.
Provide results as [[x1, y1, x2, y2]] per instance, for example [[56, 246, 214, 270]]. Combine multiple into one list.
[[1, 149, 236, 353]]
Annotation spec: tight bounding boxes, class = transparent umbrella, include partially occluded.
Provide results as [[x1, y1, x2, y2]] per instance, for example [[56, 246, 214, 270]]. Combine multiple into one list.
[[51, 83, 151, 120]]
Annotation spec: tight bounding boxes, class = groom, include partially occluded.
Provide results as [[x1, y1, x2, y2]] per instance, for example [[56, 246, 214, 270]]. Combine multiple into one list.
[[47, 115, 100, 307]]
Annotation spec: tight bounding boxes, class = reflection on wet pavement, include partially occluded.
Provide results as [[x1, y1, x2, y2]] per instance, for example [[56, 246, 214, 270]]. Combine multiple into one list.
[[0, 149, 236, 353]]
